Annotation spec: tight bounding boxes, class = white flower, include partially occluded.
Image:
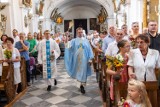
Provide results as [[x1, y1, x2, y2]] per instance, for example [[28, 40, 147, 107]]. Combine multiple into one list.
[[116, 54, 124, 62]]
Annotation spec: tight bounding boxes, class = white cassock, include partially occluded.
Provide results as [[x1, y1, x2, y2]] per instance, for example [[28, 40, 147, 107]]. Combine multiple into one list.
[[38, 38, 60, 86]]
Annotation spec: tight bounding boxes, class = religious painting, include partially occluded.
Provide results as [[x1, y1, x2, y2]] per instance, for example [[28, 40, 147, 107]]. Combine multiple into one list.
[[36, 1, 44, 16], [64, 20, 73, 32], [22, 0, 32, 7], [90, 18, 97, 30]]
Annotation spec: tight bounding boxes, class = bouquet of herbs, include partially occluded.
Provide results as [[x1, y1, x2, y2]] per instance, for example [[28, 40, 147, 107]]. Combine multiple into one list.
[[4, 49, 12, 59]]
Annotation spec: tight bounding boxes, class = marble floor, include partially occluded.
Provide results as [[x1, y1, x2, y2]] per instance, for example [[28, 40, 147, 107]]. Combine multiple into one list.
[[13, 59, 102, 107]]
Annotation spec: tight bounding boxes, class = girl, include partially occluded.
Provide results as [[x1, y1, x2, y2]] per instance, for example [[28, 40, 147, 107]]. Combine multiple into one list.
[[106, 40, 130, 100], [125, 79, 152, 107]]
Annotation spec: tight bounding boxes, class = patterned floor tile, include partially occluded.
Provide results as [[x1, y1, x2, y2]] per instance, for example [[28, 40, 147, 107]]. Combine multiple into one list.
[[83, 99, 103, 107], [21, 96, 43, 105], [29, 101, 52, 107], [56, 100, 78, 107], [46, 96, 67, 104], [38, 92, 57, 100], [13, 59, 102, 107], [70, 95, 92, 103], [51, 88, 68, 95], [60, 91, 79, 99], [12, 101, 27, 107], [29, 89, 47, 96]]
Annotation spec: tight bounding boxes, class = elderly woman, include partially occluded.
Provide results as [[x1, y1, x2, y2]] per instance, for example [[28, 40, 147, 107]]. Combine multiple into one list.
[[3, 37, 21, 94], [127, 34, 160, 81]]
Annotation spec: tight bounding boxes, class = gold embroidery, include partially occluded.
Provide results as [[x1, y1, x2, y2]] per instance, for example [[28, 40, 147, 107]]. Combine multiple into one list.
[[77, 41, 83, 72]]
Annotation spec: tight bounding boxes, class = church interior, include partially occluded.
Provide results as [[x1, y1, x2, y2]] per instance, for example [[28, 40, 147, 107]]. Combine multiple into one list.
[[0, 0, 160, 107]]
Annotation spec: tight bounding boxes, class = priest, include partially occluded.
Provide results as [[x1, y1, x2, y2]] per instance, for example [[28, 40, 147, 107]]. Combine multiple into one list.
[[64, 27, 94, 94], [38, 30, 60, 91]]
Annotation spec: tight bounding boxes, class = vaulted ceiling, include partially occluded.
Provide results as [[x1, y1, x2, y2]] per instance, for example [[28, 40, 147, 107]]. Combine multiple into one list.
[[46, 0, 114, 19]]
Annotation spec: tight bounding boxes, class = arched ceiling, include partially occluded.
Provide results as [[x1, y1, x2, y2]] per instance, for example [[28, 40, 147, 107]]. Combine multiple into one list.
[[45, 0, 114, 19]]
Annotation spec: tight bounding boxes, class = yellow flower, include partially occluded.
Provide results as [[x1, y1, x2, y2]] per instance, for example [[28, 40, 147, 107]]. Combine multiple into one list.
[[106, 55, 124, 71]]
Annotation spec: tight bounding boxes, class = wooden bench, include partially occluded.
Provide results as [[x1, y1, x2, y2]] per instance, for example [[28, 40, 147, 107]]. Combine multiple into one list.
[[113, 69, 160, 107], [99, 60, 160, 107], [20, 57, 27, 91], [0, 63, 15, 103]]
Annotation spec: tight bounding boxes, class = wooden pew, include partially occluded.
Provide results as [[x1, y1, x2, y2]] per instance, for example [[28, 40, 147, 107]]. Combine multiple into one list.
[[101, 67, 160, 107], [20, 57, 27, 91], [113, 71, 160, 107], [0, 63, 15, 103]]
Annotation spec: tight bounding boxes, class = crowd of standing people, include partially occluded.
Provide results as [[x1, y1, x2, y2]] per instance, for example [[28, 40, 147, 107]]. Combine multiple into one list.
[[0, 20, 159, 107]]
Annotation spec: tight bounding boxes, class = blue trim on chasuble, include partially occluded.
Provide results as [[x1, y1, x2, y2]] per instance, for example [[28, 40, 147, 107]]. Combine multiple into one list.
[[46, 40, 51, 78]]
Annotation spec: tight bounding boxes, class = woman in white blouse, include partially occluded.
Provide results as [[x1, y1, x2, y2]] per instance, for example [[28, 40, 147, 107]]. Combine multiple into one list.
[[3, 37, 21, 94], [127, 34, 160, 81]]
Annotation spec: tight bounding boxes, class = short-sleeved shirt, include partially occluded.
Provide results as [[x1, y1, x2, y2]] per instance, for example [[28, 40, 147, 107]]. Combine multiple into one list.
[[105, 41, 118, 56], [27, 39, 37, 52], [148, 33, 160, 53], [15, 41, 30, 61], [102, 34, 115, 53]]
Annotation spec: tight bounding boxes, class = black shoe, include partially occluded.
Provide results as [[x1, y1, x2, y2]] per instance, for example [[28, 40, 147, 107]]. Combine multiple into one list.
[[80, 85, 85, 94], [54, 79, 57, 86], [47, 85, 51, 91], [27, 82, 31, 86]]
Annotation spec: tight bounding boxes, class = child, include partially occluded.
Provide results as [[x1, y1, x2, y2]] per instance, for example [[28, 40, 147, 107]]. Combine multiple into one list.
[[125, 79, 152, 107], [106, 40, 130, 100]]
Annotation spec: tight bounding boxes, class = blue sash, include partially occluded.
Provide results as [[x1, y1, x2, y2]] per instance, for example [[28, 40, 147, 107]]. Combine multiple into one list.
[[46, 40, 51, 79]]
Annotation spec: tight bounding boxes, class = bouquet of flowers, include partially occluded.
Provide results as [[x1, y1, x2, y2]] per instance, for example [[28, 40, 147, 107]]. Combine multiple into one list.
[[106, 54, 124, 71], [118, 97, 130, 107], [129, 36, 136, 49], [4, 49, 12, 59]]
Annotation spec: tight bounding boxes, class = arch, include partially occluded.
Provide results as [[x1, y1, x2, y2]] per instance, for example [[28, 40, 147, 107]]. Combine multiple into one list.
[[44, 0, 114, 19]]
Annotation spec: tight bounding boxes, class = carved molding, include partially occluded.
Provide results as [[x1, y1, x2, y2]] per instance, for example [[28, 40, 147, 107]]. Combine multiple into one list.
[[98, 5, 108, 24], [22, 0, 32, 8], [36, 0, 44, 16], [50, 8, 63, 24], [112, 0, 126, 12], [0, 14, 7, 33]]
